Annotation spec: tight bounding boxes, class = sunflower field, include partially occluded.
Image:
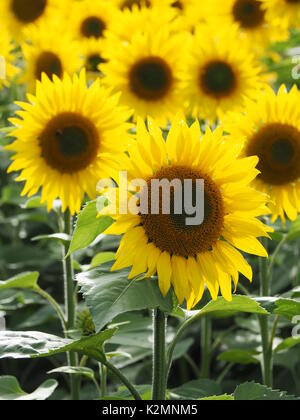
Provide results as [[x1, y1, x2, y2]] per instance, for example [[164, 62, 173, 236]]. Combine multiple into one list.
[[1, 0, 300, 405]]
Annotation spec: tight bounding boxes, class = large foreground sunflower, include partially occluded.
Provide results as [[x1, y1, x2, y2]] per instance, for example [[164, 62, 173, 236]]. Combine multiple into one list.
[[6, 71, 132, 214], [0, 0, 66, 39], [262, 0, 300, 29], [207, 0, 287, 49], [225, 85, 300, 223], [0, 28, 19, 89], [101, 28, 187, 126], [182, 25, 264, 122], [21, 22, 82, 92], [100, 116, 271, 308]]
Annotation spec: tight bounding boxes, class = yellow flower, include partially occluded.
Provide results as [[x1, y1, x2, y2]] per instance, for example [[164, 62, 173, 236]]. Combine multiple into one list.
[[0, 28, 19, 89], [70, 0, 117, 42], [101, 27, 187, 127], [225, 85, 300, 223], [262, 0, 300, 30], [6, 70, 132, 214], [171, 0, 211, 31], [21, 21, 82, 92], [106, 3, 179, 42], [182, 25, 264, 122], [0, 0, 67, 40], [81, 38, 107, 81], [206, 0, 288, 50], [100, 116, 272, 308], [112, 0, 172, 11]]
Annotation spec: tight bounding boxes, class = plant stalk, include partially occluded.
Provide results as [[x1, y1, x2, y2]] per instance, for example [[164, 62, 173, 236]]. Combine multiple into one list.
[[200, 315, 212, 378], [152, 308, 167, 401], [62, 209, 80, 400]]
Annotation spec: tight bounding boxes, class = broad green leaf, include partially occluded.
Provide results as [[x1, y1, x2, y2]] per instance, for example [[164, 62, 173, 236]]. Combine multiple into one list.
[[276, 336, 300, 352], [258, 297, 300, 320], [0, 328, 117, 363], [218, 349, 259, 365], [91, 252, 116, 269], [234, 382, 299, 401], [77, 263, 173, 332], [0, 376, 57, 400], [48, 367, 95, 381], [170, 380, 222, 400], [186, 295, 268, 320], [68, 201, 113, 256], [286, 217, 300, 241], [200, 394, 234, 401], [101, 385, 152, 401], [22, 197, 45, 209], [0, 272, 39, 291], [31, 233, 71, 246]]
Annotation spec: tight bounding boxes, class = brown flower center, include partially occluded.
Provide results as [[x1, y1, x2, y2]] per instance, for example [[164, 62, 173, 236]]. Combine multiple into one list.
[[39, 113, 100, 174], [35, 52, 63, 81], [86, 54, 106, 73], [81, 17, 106, 39], [11, 0, 47, 23], [129, 57, 173, 101], [172, 1, 184, 9], [246, 123, 300, 185], [140, 166, 224, 257], [200, 60, 237, 99], [233, 0, 265, 28]]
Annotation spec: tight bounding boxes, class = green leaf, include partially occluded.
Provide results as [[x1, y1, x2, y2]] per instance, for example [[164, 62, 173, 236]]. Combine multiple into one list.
[[0, 376, 57, 400], [170, 380, 222, 400], [258, 297, 300, 320], [0, 272, 39, 291], [276, 336, 300, 352], [186, 295, 268, 320], [233, 382, 299, 401], [286, 217, 300, 241], [48, 367, 95, 381], [31, 233, 71, 246], [90, 252, 116, 269], [22, 197, 45, 209], [0, 328, 117, 363], [68, 201, 113, 256], [200, 394, 234, 401], [218, 349, 259, 365], [77, 263, 174, 332]]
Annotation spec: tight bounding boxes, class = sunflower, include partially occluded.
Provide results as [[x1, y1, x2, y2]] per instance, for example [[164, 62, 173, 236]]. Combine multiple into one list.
[[99, 116, 272, 308], [21, 22, 82, 92], [182, 25, 264, 122], [6, 70, 132, 214], [206, 0, 288, 49], [106, 3, 179, 42], [0, 0, 66, 40], [112, 0, 172, 11], [225, 85, 300, 223], [101, 27, 187, 126], [0, 28, 19, 89], [262, 0, 300, 29], [70, 0, 116, 42], [81, 38, 107, 80], [170, 0, 211, 31]]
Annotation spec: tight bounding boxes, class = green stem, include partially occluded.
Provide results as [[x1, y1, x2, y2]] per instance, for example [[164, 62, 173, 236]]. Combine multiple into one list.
[[100, 364, 107, 398], [35, 287, 67, 333], [200, 315, 212, 379], [259, 239, 273, 388], [102, 359, 142, 401], [62, 209, 80, 401], [152, 309, 167, 401]]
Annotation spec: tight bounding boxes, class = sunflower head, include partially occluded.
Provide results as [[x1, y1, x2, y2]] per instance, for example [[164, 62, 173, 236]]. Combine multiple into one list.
[[100, 115, 272, 308], [6, 70, 132, 214], [261, 0, 300, 30], [225, 85, 300, 223], [101, 27, 188, 127], [70, 0, 117, 42], [0, 28, 20, 89], [183, 25, 264, 122], [21, 21, 82, 92], [0, 0, 68, 40]]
